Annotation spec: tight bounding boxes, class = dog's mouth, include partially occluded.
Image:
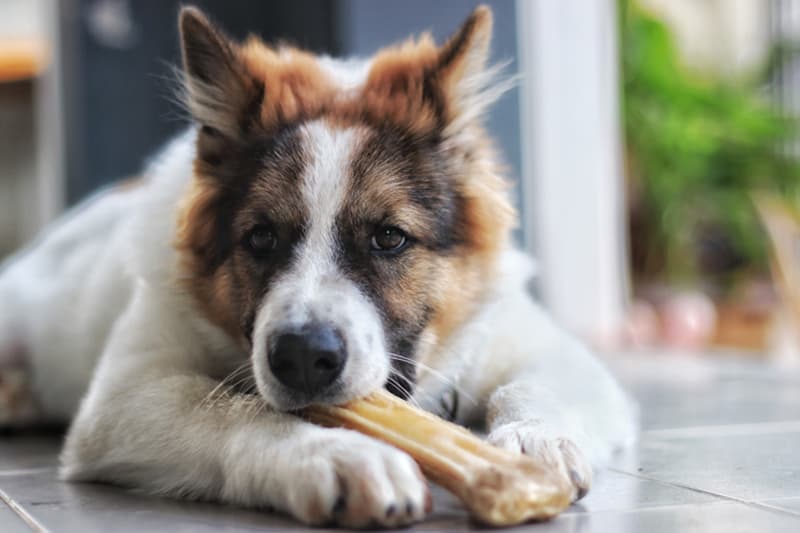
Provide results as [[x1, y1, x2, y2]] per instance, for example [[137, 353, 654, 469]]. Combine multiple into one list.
[[269, 382, 416, 414], [259, 348, 420, 411], [247, 288, 417, 412], [269, 380, 349, 411]]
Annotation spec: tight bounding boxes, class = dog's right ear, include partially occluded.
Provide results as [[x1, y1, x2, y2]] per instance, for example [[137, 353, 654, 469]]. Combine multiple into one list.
[[179, 6, 260, 139]]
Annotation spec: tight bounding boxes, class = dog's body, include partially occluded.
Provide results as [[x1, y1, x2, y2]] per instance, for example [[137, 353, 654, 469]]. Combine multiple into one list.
[[0, 6, 635, 527]]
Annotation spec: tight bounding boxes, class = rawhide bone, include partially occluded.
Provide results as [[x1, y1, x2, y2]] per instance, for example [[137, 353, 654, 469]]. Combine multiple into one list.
[[304, 389, 572, 526]]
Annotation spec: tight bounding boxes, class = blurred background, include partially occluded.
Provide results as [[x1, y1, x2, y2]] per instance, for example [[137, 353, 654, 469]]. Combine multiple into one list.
[[1, 0, 799, 363]]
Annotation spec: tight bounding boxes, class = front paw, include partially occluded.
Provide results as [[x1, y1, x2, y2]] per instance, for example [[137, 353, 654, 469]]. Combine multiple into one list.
[[487, 420, 592, 502], [284, 430, 430, 528]]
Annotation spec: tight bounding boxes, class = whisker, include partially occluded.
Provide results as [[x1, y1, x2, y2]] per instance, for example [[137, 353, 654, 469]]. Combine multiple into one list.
[[196, 362, 252, 411], [387, 352, 478, 406], [385, 372, 422, 409], [226, 371, 256, 393], [241, 396, 268, 426]]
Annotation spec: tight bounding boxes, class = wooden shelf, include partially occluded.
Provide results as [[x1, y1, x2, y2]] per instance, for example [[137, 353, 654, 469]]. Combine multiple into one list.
[[0, 38, 47, 82]]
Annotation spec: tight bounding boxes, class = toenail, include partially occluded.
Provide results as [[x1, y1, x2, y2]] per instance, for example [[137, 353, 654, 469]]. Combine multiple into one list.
[[333, 495, 346, 513], [570, 470, 589, 500]]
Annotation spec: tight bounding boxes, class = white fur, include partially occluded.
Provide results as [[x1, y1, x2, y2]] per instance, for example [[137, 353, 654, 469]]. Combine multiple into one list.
[[252, 121, 389, 410], [0, 84, 636, 527], [317, 56, 372, 91]]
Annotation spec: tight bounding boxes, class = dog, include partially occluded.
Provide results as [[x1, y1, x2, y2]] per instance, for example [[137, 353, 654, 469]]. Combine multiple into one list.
[[0, 5, 636, 528]]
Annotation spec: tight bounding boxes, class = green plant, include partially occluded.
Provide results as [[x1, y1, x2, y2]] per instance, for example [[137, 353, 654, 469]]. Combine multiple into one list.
[[621, 0, 800, 287]]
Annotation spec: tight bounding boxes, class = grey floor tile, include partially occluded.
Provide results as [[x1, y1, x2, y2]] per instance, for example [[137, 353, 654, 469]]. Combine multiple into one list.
[[2, 467, 785, 533], [417, 501, 800, 533], [609, 354, 800, 430], [756, 497, 800, 515], [616, 430, 800, 502], [0, 500, 31, 533], [1, 469, 474, 532], [632, 379, 800, 431], [1, 469, 300, 532], [0, 433, 62, 471], [549, 502, 799, 533], [565, 469, 720, 513]]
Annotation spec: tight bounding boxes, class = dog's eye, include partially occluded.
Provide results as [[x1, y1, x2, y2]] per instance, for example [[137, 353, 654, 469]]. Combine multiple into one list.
[[370, 226, 408, 253], [245, 225, 278, 256]]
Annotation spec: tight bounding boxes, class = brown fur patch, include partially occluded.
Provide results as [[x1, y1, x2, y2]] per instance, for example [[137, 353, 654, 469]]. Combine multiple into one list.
[[239, 40, 337, 132], [175, 174, 241, 341], [176, 125, 310, 345], [175, 5, 515, 359], [357, 35, 442, 134], [180, 4, 492, 136], [231, 35, 444, 135], [335, 124, 515, 373], [417, 138, 516, 353]]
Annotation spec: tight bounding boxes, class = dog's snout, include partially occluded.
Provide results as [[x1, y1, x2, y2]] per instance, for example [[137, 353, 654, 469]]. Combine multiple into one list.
[[268, 323, 346, 394]]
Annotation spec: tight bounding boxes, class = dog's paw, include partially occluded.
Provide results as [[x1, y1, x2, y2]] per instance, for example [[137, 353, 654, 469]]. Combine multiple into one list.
[[487, 419, 592, 502], [284, 430, 430, 528]]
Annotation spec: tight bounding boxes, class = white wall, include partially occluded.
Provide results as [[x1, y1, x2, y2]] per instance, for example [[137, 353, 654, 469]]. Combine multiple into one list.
[[0, 0, 63, 253], [517, 0, 629, 342]]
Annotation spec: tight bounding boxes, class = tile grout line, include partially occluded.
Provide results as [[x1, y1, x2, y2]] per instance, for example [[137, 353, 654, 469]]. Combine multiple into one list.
[[0, 488, 51, 533], [0, 468, 57, 478], [749, 500, 800, 517], [608, 468, 800, 520], [643, 420, 800, 439]]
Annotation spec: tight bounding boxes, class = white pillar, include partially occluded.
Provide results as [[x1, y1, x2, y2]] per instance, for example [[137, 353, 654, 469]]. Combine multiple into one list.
[[34, 0, 67, 230], [516, 0, 629, 341]]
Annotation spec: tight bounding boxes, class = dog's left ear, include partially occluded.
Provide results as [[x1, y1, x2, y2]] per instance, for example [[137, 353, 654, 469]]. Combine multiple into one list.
[[436, 6, 506, 130], [438, 6, 492, 89], [179, 6, 261, 140]]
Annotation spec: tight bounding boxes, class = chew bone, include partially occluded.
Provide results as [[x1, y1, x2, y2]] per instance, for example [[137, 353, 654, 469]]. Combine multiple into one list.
[[304, 390, 572, 526]]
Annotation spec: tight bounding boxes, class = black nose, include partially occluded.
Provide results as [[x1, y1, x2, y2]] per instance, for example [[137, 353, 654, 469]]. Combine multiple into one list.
[[268, 323, 347, 395]]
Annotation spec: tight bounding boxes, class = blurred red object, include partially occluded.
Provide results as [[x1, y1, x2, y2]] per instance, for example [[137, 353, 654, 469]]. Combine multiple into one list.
[[660, 291, 717, 351]]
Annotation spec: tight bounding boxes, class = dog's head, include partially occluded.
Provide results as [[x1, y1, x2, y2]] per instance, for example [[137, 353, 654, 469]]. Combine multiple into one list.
[[174, 6, 515, 410]]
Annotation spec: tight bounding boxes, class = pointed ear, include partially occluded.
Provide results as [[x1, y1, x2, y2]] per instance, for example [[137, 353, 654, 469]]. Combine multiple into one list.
[[436, 6, 508, 130], [179, 6, 258, 139], [438, 6, 492, 83]]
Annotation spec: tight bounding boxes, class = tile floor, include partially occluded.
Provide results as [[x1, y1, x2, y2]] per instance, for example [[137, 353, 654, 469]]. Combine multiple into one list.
[[1, 352, 799, 532]]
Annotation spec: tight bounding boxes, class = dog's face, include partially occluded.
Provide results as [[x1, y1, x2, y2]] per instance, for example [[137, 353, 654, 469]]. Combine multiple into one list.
[[175, 6, 514, 410]]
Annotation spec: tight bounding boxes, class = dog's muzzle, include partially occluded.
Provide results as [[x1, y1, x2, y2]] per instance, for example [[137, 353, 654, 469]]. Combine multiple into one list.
[[268, 322, 347, 396]]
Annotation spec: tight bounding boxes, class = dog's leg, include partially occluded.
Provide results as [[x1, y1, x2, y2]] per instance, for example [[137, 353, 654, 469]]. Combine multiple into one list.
[[484, 350, 637, 502], [63, 376, 428, 527], [485, 374, 599, 502], [459, 291, 637, 502], [61, 290, 428, 528]]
